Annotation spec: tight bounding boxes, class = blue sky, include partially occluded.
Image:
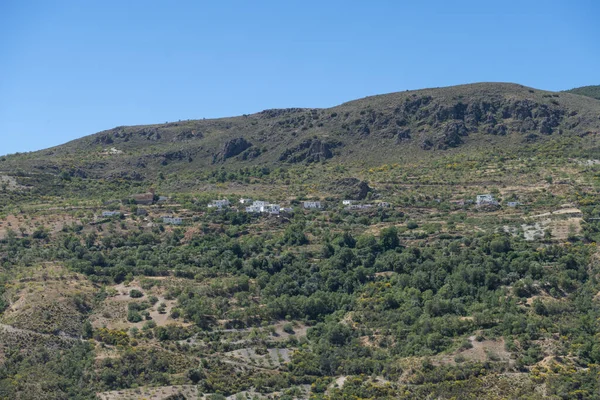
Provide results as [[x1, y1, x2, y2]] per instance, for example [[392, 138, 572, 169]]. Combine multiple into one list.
[[0, 0, 598, 155]]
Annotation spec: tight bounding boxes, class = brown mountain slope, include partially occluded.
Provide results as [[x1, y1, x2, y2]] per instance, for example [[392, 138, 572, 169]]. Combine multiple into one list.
[[2, 82, 600, 181]]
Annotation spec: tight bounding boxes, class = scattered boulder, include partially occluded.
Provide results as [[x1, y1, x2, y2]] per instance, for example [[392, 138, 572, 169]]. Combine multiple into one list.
[[173, 130, 203, 141]]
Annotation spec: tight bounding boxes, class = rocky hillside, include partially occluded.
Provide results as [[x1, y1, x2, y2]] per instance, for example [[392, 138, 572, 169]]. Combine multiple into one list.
[[2, 82, 600, 181]]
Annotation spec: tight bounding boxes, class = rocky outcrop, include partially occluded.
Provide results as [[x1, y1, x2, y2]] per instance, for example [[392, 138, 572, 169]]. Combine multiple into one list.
[[395, 128, 412, 143], [327, 178, 372, 200], [392, 96, 568, 150], [173, 130, 203, 142], [213, 138, 253, 163], [279, 139, 341, 163]]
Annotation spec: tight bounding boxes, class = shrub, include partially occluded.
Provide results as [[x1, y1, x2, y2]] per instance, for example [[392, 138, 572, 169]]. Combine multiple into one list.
[[283, 323, 295, 334]]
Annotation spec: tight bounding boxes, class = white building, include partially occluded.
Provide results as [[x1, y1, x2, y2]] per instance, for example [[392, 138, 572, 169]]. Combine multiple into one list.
[[342, 200, 356, 205], [263, 204, 280, 215], [476, 194, 498, 206], [378, 202, 391, 208], [345, 204, 373, 211], [303, 201, 322, 209], [162, 216, 183, 225], [246, 205, 261, 213], [208, 199, 231, 209], [246, 201, 280, 215], [506, 201, 521, 207], [102, 211, 120, 217], [239, 198, 253, 204]]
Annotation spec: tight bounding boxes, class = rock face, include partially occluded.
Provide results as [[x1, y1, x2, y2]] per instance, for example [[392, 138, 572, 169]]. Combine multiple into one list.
[[213, 138, 253, 163], [365, 95, 568, 150], [328, 178, 372, 200], [279, 139, 341, 163]]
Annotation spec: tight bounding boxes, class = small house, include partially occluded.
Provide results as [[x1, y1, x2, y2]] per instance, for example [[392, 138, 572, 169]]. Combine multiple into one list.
[[303, 201, 322, 209], [263, 204, 280, 215], [506, 201, 521, 207], [345, 204, 373, 211], [208, 199, 231, 209], [245, 202, 281, 215], [162, 216, 183, 225], [378, 202, 391, 208], [476, 194, 498, 206], [342, 200, 356, 205], [239, 198, 253, 204], [246, 205, 262, 213], [102, 211, 120, 217]]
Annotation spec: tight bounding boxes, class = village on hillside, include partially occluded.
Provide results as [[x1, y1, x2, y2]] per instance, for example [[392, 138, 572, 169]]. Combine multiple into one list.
[[95, 189, 521, 226]]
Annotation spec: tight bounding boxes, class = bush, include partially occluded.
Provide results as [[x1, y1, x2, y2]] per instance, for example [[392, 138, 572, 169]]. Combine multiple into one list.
[[283, 323, 295, 334], [127, 310, 143, 323], [130, 289, 144, 298]]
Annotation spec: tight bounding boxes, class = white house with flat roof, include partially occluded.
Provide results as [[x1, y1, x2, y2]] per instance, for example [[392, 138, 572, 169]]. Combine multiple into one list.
[[245, 201, 280, 215], [303, 201, 322, 209], [208, 199, 231, 209], [345, 204, 373, 211], [102, 211, 121, 217], [162, 216, 183, 225]]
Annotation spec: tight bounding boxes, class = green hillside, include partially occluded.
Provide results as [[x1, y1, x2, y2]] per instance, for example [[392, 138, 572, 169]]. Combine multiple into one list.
[[564, 85, 600, 100], [2, 82, 600, 399]]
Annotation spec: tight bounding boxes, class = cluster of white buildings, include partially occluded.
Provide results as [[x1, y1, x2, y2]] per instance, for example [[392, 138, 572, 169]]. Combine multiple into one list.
[[246, 200, 282, 215]]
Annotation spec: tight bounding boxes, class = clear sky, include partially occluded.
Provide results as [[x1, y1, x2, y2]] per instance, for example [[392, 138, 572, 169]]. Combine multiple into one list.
[[1, 0, 598, 156]]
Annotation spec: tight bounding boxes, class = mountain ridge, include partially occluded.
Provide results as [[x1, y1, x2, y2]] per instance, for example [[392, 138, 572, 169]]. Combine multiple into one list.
[[564, 84, 600, 101], [2, 82, 600, 182]]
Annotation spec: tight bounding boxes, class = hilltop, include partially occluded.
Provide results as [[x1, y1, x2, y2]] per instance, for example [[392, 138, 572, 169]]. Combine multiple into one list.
[[2, 82, 600, 185], [564, 85, 600, 100]]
